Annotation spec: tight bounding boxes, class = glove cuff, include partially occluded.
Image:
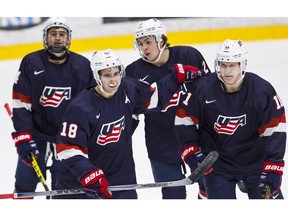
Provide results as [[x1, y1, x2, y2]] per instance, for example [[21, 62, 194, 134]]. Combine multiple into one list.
[[174, 64, 186, 83], [12, 131, 33, 147], [80, 168, 105, 187], [181, 145, 200, 163], [263, 161, 284, 176]]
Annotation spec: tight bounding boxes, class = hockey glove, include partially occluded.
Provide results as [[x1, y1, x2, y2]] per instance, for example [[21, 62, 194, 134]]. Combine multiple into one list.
[[174, 64, 205, 83], [181, 145, 213, 175], [259, 160, 284, 198], [80, 168, 112, 199], [12, 131, 39, 166]]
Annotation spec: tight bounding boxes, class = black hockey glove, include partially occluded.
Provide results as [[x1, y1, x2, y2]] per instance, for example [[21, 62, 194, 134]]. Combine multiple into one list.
[[12, 131, 39, 167], [181, 145, 213, 175], [259, 160, 284, 198]]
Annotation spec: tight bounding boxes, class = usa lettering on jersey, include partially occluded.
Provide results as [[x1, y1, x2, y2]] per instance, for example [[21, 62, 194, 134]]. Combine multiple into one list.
[[97, 116, 125, 145], [40, 86, 71, 107], [214, 114, 246, 135]]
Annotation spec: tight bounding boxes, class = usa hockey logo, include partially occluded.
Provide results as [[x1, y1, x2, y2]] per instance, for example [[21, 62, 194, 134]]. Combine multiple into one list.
[[214, 114, 246, 135], [40, 86, 71, 107], [97, 116, 125, 145]]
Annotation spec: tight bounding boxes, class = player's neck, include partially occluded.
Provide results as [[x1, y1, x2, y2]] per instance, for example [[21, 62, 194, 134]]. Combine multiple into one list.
[[152, 48, 169, 66], [222, 79, 243, 93], [95, 85, 114, 99], [46, 50, 68, 64], [48, 58, 67, 65]]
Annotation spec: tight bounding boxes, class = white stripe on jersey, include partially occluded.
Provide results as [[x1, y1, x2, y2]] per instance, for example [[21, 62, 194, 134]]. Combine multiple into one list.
[[57, 148, 88, 161], [260, 122, 286, 137], [147, 82, 159, 109], [12, 99, 32, 111]]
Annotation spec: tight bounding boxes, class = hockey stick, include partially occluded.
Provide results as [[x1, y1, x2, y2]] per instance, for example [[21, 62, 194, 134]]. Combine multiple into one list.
[[264, 185, 271, 199], [4, 103, 50, 199], [30, 154, 50, 193], [0, 150, 218, 199], [237, 180, 247, 193], [4, 103, 13, 120]]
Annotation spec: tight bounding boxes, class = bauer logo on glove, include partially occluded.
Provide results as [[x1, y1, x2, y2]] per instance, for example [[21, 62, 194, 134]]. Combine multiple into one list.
[[12, 131, 39, 166], [173, 63, 205, 83]]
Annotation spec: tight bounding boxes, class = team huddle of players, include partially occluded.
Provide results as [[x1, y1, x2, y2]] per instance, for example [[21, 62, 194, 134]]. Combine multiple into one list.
[[10, 17, 286, 199]]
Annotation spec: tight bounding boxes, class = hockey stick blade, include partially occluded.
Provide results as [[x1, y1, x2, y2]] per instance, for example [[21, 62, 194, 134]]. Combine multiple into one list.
[[108, 150, 218, 191], [187, 150, 218, 183], [0, 188, 85, 199], [0, 151, 218, 199]]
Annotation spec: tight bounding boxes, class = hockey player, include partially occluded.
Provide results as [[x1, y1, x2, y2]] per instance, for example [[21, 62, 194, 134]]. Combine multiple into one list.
[[11, 17, 96, 196], [125, 18, 211, 199], [175, 39, 286, 199], [55, 49, 204, 199]]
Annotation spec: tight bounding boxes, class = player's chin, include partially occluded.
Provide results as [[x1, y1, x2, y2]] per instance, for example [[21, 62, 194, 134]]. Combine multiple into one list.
[[222, 77, 235, 85], [109, 86, 119, 94]]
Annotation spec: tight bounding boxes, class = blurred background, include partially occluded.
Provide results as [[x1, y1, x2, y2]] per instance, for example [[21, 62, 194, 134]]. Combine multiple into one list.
[[1, 17, 288, 60]]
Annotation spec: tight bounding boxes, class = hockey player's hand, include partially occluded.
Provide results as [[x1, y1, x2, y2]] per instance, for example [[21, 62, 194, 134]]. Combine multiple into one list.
[[80, 168, 112, 199], [259, 160, 284, 198], [12, 131, 39, 166], [173, 64, 205, 83], [181, 145, 213, 175]]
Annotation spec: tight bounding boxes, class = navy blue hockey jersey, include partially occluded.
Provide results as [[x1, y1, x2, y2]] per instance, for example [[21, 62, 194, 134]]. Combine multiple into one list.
[[126, 46, 211, 163], [175, 72, 286, 175], [56, 74, 182, 189], [12, 49, 96, 143]]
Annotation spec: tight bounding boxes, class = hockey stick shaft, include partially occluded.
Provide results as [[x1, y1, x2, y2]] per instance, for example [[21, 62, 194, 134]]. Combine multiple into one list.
[[4, 103, 13, 119], [265, 184, 271, 199], [0, 150, 218, 199], [109, 150, 218, 191], [31, 154, 50, 192], [4, 102, 50, 198]]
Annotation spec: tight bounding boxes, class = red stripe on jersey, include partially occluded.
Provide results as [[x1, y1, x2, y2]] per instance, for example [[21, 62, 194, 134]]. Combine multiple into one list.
[[176, 108, 199, 125], [56, 143, 88, 155], [258, 114, 286, 135], [143, 85, 157, 109], [12, 91, 32, 103]]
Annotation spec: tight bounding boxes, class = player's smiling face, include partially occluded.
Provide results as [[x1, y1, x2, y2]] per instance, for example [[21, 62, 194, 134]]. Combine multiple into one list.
[[219, 62, 242, 86], [99, 66, 121, 96]]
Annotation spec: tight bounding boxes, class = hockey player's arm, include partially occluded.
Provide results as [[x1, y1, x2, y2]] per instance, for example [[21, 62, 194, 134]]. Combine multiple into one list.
[[12, 58, 38, 163], [174, 84, 200, 150], [12, 58, 34, 132], [132, 64, 205, 116], [175, 107, 212, 174], [258, 89, 286, 198], [59, 153, 112, 199], [56, 101, 112, 199], [57, 126, 111, 198], [259, 90, 286, 161]]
